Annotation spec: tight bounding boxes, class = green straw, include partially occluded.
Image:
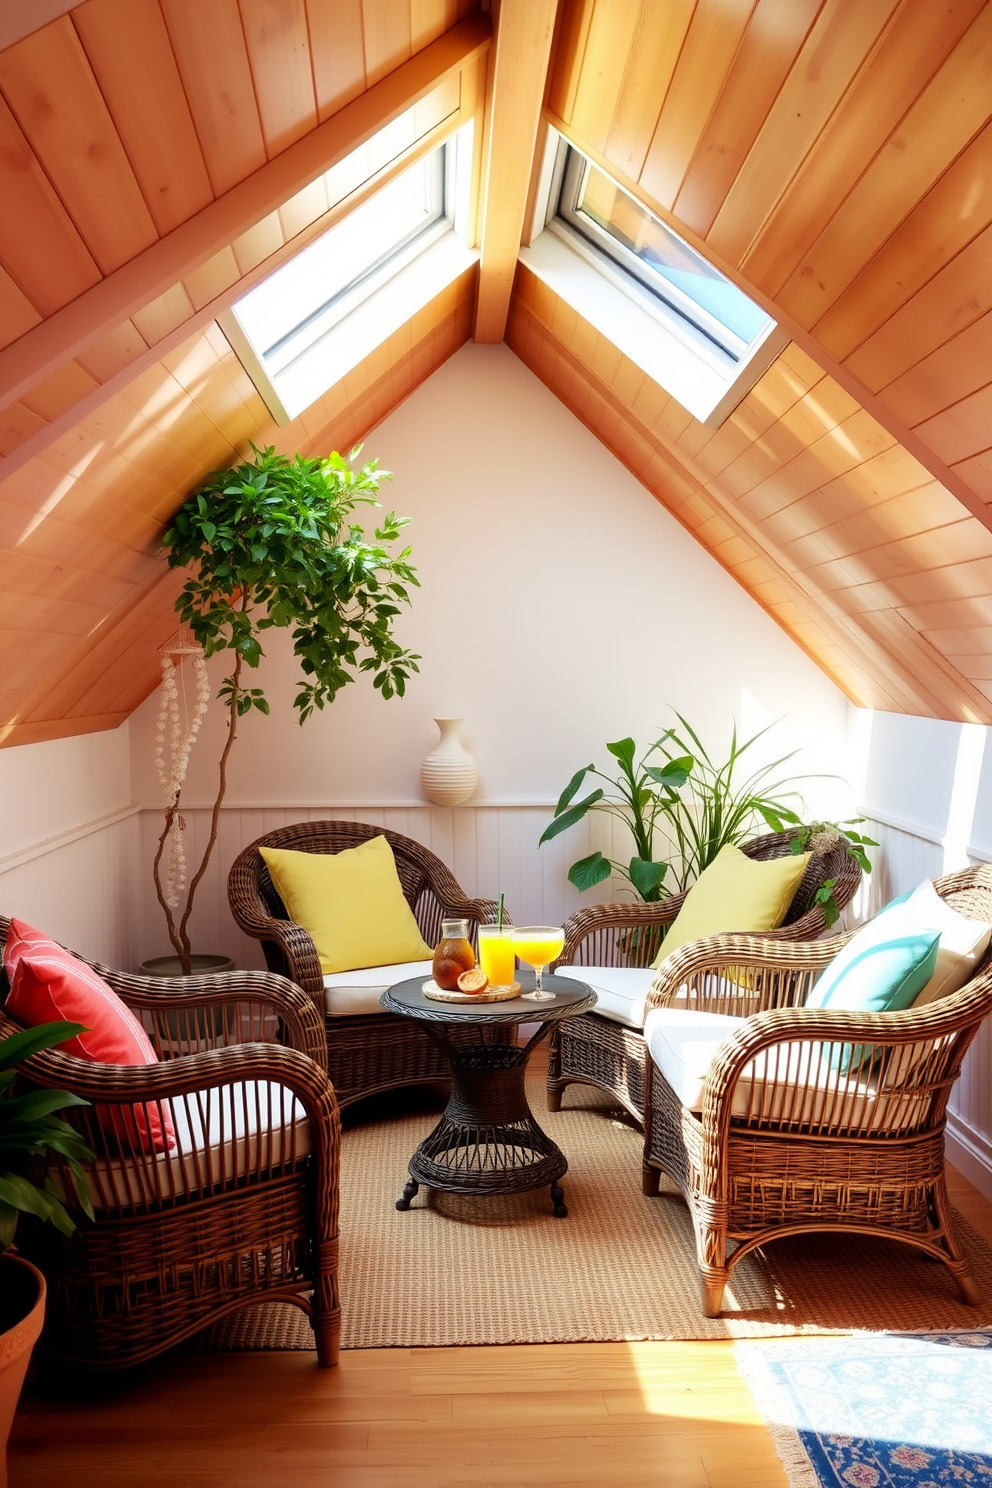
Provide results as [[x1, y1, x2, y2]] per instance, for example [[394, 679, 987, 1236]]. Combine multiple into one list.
[[497, 892, 504, 929]]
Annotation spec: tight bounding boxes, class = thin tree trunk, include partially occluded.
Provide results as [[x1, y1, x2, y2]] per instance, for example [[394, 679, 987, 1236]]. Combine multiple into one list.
[[174, 650, 243, 974], [152, 795, 187, 963]]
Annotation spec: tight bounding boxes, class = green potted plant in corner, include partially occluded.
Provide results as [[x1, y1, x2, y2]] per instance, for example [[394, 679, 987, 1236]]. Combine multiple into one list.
[[154, 442, 421, 975], [541, 713, 875, 926], [0, 1022, 93, 1485]]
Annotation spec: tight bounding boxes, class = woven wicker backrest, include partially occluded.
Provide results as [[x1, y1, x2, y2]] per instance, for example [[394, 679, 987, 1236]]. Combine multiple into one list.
[[739, 830, 862, 926], [227, 819, 481, 956]]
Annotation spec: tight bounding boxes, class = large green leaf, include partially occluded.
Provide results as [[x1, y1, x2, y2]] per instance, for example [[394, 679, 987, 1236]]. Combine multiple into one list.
[[0, 1022, 88, 1072], [606, 737, 636, 771], [644, 755, 693, 790], [539, 789, 604, 844], [628, 857, 668, 899], [554, 765, 594, 816], [567, 852, 613, 893]]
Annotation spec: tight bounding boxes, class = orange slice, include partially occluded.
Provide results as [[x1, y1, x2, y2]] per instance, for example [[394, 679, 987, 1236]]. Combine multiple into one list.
[[457, 968, 489, 995]]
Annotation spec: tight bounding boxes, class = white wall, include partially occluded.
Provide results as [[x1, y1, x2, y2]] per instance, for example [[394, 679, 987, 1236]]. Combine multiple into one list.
[[859, 708, 992, 1199], [0, 726, 139, 965], [127, 343, 854, 962]]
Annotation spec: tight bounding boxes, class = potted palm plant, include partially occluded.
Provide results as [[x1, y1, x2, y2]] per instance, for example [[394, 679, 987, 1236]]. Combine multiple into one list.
[[541, 713, 874, 925], [0, 1021, 93, 1485], [154, 442, 421, 975]]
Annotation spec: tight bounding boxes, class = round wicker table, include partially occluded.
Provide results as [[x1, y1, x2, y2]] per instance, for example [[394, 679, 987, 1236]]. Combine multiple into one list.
[[381, 972, 596, 1217]]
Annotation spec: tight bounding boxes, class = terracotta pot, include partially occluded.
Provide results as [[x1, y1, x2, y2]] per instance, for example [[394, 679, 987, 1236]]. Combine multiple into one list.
[[0, 1253, 45, 1488], [139, 954, 234, 977]]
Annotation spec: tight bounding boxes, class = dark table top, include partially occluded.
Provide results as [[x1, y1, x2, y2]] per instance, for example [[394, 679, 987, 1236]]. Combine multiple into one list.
[[381, 970, 597, 1025]]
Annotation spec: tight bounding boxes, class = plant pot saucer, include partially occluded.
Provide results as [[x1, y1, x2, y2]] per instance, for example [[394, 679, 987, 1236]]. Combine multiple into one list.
[[139, 954, 234, 977]]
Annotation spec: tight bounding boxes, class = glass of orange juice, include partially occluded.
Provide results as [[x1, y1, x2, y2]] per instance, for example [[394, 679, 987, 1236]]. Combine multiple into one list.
[[514, 926, 565, 1002], [477, 924, 516, 989]]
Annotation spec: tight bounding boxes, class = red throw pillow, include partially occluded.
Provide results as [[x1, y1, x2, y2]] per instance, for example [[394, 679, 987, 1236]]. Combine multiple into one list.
[[3, 917, 50, 979], [5, 919, 175, 1153]]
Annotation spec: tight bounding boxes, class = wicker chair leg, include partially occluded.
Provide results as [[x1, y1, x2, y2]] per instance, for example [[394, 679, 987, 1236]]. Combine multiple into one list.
[[641, 1161, 660, 1196], [700, 1270, 727, 1318], [314, 1319, 340, 1368], [929, 1173, 981, 1306]]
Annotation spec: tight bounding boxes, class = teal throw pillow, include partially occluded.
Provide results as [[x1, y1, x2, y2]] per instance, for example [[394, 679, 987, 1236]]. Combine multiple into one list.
[[806, 902, 940, 1073]]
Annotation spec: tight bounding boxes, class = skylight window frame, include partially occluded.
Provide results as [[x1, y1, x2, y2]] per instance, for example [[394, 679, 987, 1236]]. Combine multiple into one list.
[[555, 148, 752, 368], [522, 129, 788, 428], [260, 148, 449, 374], [222, 123, 478, 425]]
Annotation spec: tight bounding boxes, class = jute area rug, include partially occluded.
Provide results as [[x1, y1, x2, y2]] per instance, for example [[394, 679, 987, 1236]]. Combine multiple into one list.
[[195, 1073, 992, 1351]]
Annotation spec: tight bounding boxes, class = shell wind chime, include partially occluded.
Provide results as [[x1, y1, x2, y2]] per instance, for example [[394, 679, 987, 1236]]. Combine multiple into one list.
[[154, 629, 210, 909]]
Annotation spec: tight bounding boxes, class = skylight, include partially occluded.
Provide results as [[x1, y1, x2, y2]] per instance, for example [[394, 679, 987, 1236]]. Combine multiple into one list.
[[521, 133, 786, 426], [223, 126, 476, 423]]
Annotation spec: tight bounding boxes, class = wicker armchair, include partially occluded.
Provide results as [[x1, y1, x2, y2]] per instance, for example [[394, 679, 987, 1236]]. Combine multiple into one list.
[[640, 865, 992, 1316], [228, 820, 502, 1108], [548, 830, 862, 1121], [0, 916, 341, 1369]]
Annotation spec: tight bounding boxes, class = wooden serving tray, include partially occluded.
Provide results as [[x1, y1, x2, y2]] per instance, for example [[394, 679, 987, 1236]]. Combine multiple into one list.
[[422, 981, 522, 1004]]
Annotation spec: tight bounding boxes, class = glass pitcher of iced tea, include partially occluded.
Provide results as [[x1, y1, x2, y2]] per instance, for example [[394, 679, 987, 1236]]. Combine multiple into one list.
[[432, 918, 476, 990]]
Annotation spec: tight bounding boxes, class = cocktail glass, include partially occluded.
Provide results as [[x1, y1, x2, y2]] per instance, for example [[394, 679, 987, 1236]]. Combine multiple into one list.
[[514, 926, 565, 1002]]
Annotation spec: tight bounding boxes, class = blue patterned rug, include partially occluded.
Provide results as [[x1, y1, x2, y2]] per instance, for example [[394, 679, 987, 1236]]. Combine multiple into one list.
[[736, 1331, 992, 1487]]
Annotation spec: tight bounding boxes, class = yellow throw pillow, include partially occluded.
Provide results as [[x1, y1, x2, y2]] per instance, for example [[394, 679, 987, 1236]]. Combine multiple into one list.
[[260, 836, 432, 975], [650, 843, 812, 970]]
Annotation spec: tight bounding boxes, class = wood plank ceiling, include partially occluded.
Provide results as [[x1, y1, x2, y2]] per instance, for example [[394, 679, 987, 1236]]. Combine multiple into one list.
[[1, 0, 992, 745]]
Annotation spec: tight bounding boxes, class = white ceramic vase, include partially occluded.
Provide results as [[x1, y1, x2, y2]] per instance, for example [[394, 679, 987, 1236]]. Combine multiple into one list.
[[420, 718, 478, 806]]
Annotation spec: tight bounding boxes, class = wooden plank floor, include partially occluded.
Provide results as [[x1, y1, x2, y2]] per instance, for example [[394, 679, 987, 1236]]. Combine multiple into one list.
[[10, 1163, 991, 1488]]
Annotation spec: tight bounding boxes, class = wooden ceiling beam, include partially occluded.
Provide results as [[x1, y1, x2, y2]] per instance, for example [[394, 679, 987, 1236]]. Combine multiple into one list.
[[473, 0, 557, 343], [0, 105, 470, 486], [0, 12, 491, 408]]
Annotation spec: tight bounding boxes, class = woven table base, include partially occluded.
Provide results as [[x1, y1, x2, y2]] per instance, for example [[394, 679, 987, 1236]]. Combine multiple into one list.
[[190, 1075, 992, 1352]]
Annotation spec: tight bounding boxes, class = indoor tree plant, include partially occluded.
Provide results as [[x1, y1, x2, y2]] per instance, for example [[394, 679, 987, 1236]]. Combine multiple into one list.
[[0, 1022, 93, 1482], [156, 442, 420, 975], [541, 713, 874, 925]]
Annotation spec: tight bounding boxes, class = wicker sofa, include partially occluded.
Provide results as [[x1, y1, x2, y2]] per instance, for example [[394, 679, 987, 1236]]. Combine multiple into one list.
[[548, 830, 862, 1122], [228, 820, 503, 1108], [0, 916, 341, 1369], [640, 864, 992, 1316]]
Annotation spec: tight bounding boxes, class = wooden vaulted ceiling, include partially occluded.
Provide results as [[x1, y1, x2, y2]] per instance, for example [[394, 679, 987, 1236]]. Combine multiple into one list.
[[1, 0, 991, 746]]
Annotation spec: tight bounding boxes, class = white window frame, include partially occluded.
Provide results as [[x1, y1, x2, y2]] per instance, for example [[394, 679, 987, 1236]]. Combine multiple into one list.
[[521, 130, 787, 428], [222, 123, 477, 425]]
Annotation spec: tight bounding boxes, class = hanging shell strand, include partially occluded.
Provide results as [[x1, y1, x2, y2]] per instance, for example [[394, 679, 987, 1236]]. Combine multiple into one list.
[[154, 649, 210, 908]]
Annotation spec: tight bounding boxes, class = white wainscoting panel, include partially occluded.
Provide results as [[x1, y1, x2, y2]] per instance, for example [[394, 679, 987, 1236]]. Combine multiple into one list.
[[132, 802, 637, 971]]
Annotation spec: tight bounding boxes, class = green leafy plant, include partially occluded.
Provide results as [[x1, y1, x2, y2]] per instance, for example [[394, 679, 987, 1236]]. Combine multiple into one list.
[[0, 1022, 94, 1249], [785, 819, 877, 928], [540, 714, 875, 923], [158, 442, 421, 972]]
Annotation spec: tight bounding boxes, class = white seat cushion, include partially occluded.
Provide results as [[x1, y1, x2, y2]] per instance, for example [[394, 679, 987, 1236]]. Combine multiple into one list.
[[322, 959, 434, 1016], [90, 1080, 309, 1210], [644, 1007, 928, 1132], [566, 966, 655, 1027], [568, 967, 736, 1029]]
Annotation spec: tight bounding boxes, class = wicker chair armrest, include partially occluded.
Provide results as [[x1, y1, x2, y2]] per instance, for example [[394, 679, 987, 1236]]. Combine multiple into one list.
[[694, 982, 992, 1160], [8, 1036, 340, 1225], [557, 897, 683, 967], [442, 895, 504, 926], [89, 966, 326, 1067], [3, 1021, 336, 1114], [644, 931, 853, 1016]]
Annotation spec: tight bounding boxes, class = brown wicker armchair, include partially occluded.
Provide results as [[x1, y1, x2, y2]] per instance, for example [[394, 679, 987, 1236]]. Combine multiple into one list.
[[0, 916, 341, 1369], [228, 820, 502, 1108], [640, 865, 992, 1316], [548, 830, 862, 1121]]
